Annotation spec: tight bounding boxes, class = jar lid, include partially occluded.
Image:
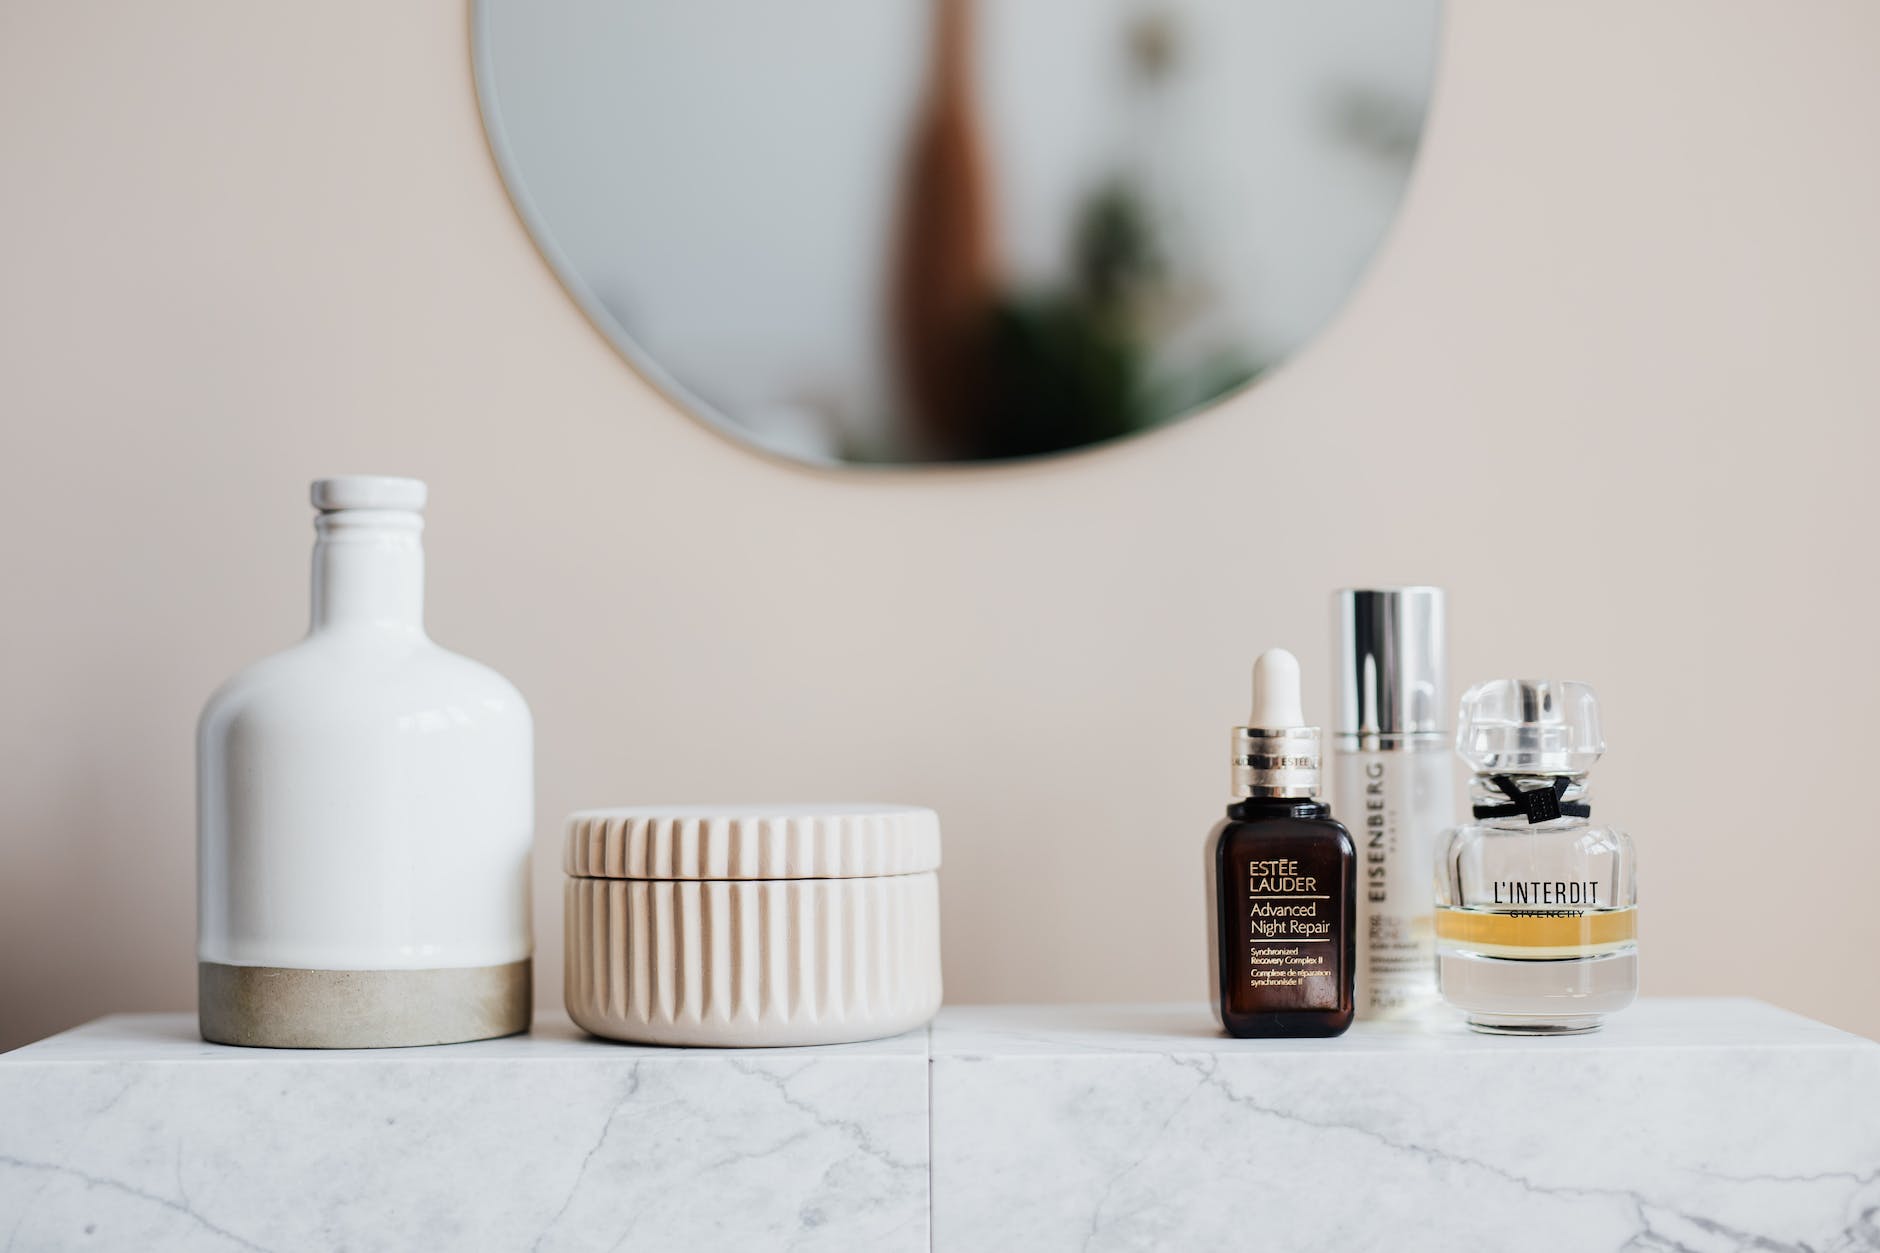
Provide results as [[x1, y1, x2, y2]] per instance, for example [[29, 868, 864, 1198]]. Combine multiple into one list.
[[564, 804, 941, 881]]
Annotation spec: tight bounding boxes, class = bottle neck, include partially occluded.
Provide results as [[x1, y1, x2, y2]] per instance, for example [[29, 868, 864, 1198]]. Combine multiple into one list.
[[1230, 726, 1321, 801], [1468, 772, 1591, 824], [1228, 797, 1329, 822], [309, 509, 425, 636]]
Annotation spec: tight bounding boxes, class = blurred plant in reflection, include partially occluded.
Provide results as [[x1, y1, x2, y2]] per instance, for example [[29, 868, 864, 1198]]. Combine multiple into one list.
[[883, 0, 1258, 464], [977, 180, 1258, 461]]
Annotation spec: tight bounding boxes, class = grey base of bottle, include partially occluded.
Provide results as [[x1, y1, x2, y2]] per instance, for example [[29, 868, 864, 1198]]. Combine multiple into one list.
[[198, 959, 532, 1049]]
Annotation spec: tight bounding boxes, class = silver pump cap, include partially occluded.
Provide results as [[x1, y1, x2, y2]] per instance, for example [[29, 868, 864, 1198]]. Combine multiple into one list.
[[1335, 586, 1446, 739], [1232, 648, 1321, 799], [1457, 679, 1605, 776]]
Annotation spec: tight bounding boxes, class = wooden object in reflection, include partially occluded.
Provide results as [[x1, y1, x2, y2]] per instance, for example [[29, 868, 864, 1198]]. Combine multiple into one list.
[[888, 0, 998, 461]]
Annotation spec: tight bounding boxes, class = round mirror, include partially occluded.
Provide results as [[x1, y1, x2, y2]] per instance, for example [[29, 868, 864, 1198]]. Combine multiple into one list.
[[475, 1, 1439, 466]]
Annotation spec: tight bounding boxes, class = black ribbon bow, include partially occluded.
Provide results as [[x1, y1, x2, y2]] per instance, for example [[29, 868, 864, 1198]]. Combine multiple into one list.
[[1472, 775, 1590, 823]]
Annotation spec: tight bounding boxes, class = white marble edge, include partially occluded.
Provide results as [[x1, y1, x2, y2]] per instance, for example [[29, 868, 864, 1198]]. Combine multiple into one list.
[[1, 1012, 935, 1253], [7, 998, 1869, 1066], [6, 999, 1875, 1252], [929, 997, 1875, 1058], [925, 1000, 1880, 1253], [0, 1010, 931, 1064]]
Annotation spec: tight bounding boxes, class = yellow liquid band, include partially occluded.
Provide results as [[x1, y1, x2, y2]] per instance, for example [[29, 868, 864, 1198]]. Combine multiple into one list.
[[1435, 906, 1637, 958]]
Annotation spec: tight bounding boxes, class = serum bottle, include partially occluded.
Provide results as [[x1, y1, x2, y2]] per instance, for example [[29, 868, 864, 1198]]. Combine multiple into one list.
[[1207, 649, 1356, 1038], [1334, 587, 1454, 1018]]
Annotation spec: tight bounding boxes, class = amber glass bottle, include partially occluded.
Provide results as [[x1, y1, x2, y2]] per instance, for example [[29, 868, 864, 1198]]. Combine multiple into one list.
[[1208, 650, 1356, 1038]]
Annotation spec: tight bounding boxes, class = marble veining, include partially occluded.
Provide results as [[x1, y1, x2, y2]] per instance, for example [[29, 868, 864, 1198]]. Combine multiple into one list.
[[0, 1015, 928, 1252], [930, 1000, 1880, 1252], [4, 1001, 1876, 1252]]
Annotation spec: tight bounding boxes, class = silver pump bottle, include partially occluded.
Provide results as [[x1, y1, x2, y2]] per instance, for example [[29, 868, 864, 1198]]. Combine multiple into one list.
[[1333, 587, 1454, 1018]]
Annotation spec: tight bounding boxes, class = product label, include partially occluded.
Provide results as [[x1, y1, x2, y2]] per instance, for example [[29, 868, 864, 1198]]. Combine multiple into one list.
[[1490, 880, 1598, 906], [1336, 748, 1450, 1015], [1245, 857, 1338, 996]]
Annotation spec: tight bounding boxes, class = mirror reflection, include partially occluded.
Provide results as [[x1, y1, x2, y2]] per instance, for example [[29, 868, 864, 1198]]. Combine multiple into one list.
[[476, 1, 1439, 465]]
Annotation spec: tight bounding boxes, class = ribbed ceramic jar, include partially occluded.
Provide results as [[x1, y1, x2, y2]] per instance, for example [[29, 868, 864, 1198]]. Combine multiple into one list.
[[563, 804, 942, 1047]]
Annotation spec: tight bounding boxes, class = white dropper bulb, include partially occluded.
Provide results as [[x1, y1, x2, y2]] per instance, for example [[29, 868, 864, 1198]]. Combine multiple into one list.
[[1250, 648, 1306, 729]]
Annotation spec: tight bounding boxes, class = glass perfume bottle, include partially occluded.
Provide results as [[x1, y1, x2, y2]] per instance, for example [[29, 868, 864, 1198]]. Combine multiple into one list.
[[1207, 649, 1357, 1038], [1435, 680, 1637, 1035]]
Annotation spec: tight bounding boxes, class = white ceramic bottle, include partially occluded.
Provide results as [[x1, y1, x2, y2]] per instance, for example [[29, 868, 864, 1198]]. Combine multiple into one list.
[[197, 476, 534, 1048]]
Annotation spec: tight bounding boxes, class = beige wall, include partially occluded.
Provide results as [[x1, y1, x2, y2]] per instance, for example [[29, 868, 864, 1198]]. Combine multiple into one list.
[[3, 0, 1877, 1052]]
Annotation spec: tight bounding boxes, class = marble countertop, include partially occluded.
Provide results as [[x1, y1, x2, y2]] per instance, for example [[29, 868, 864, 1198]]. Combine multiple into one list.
[[4, 999, 1876, 1251]]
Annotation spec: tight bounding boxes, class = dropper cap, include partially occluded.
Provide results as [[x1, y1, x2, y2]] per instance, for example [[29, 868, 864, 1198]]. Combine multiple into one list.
[[1232, 648, 1322, 799], [1250, 649, 1306, 727]]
